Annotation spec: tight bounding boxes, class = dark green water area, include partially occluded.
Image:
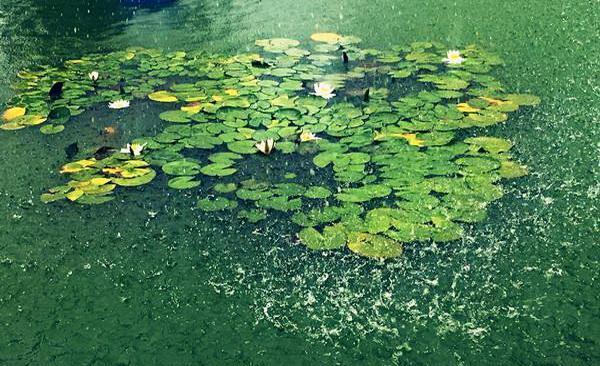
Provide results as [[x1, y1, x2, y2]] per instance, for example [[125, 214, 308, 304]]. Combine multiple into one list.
[[0, 0, 598, 365]]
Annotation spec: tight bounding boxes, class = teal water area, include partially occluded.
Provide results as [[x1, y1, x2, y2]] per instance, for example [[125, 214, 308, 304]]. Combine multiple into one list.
[[0, 0, 598, 364]]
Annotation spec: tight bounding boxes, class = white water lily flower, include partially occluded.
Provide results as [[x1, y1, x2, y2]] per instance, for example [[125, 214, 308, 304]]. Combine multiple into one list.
[[120, 143, 146, 157], [312, 82, 336, 99], [443, 50, 465, 65], [108, 99, 130, 109], [299, 130, 321, 142], [88, 71, 99, 81], [255, 138, 275, 155]]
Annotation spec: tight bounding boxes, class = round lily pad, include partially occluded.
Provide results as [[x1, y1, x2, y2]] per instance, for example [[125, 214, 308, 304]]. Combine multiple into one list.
[[159, 110, 191, 123], [347, 232, 403, 258], [40, 124, 65, 135], [197, 196, 238, 211], [162, 160, 201, 176], [168, 176, 201, 189], [227, 140, 257, 154], [200, 163, 237, 177]]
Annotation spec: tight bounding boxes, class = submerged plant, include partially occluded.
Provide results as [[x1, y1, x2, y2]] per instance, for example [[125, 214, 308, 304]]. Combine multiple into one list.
[[1, 34, 539, 259]]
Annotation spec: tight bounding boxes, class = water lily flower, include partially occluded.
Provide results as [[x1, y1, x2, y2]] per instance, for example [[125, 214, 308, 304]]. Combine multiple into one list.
[[312, 82, 336, 99], [443, 50, 465, 65], [120, 143, 146, 157], [255, 138, 275, 155], [299, 130, 321, 142], [108, 99, 130, 109], [88, 71, 99, 81]]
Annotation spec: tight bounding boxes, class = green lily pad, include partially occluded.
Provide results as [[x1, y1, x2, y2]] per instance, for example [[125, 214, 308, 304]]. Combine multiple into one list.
[[76, 195, 115, 205], [197, 196, 238, 211], [200, 163, 237, 177], [298, 224, 347, 250], [168, 176, 201, 189], [505, 94, 540, 106], [258, 196, 302, 212], [236, 188, 273, 201], [159, 110, 191, 123], [214, 183, 237, 193], [238, 209, 267, 223], [227, 140, 257, 154], [162, 160, 201, 176], [304, 186, 332, 199], [40, 124, 65, 134], [464, 136, 513, 154], [347, 232, 403, 258]]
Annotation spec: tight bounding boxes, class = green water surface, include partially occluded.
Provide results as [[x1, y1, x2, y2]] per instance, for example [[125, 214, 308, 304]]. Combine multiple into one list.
[[0, 0, 598, 364]]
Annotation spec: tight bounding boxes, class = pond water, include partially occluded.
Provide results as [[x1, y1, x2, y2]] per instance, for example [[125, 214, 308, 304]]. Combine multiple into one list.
[[0, 0, 598, 365]]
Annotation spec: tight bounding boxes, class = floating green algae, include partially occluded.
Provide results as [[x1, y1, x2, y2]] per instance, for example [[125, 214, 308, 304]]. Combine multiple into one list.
[[1, 34, 539, 259]]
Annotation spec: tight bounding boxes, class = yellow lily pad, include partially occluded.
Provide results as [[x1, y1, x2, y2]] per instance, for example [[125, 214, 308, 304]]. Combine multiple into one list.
[[311, 33, 343, 44], [2, 107, 26, 122], [60, 160, 96, 174], [112, 170, 156, 187], [65, 189, 85, 201], [89, 177, 112, 185], [148, 91, 178, 103], [400, 133, 425, 147], [374, 131, 425, 147], [18, 114, 47, 126], [102, 167, 122, 175], [0, 122, 25, 130], [456, 103, 480, 113], [181, 104, 202, 114]]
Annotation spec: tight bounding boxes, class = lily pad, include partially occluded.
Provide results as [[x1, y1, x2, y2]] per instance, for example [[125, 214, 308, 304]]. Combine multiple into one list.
[[238, 209, 267, 223], [149, 90, 178, 102], [200, 163, 237, 177], [40, 124, 65, 135], [347, 232, 403, 258], [162, 160, 201, 176], [298, 224, 347, 250], [168, 176, 201, 189], [197, 196, 238, 211], [310, 33, 343, 44], [112, 169, 156, 187], [159, 110, 191, 123], [227, 140, 257, 154]]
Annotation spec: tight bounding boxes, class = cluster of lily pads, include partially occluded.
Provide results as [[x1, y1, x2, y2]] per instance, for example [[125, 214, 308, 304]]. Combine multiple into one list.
[[1, 33, 539, 258]]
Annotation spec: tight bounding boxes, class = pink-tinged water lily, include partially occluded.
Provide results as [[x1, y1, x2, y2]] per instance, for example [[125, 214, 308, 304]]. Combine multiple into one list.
[[312, 82, 336, 99], [88, 71, 99, 81], [299, 130, 321, 142], [443, 50, 465, 65], [120, 143, 146, 157], [255, 138, 275, 155], [108, 99, 130, 109]]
